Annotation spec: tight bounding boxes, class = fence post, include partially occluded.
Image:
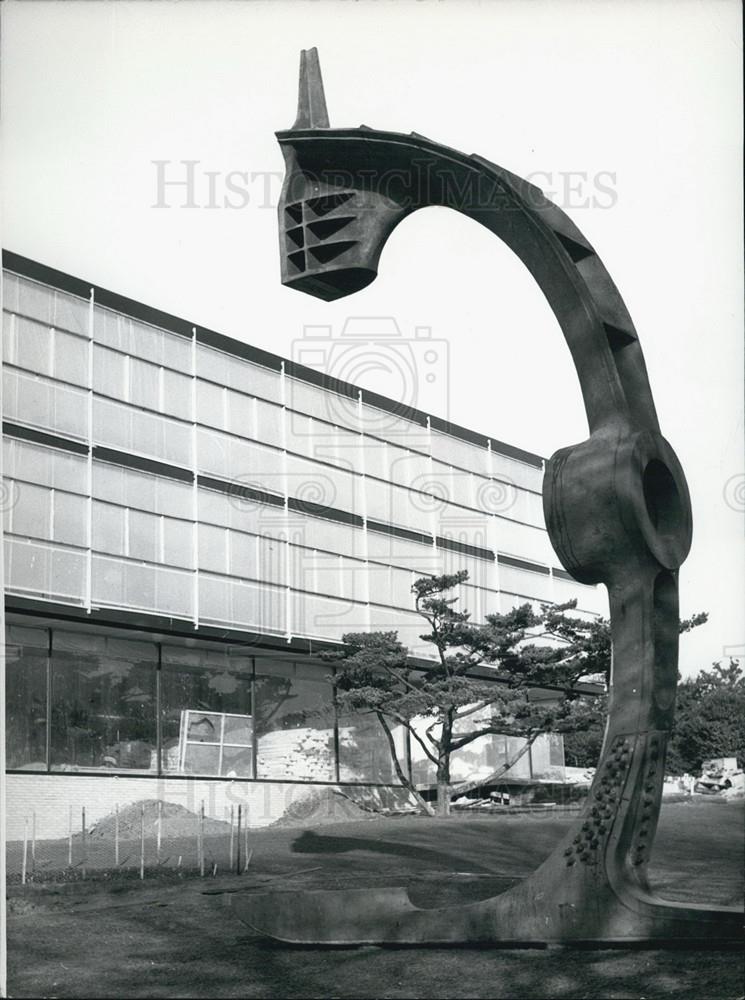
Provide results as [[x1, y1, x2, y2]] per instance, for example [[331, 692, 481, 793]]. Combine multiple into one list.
[[31, 811, 37, 873], [229, 805, 234, 873], [22, 818, 28, 885], [68, 805, 73, 868], [115, 804, 119, 867], [236, 805, 242, 875], [157, 800, 162, 865], [81, 807, 87, 881], [140, 803, 145, 880], [199, 800, 205, 878], [244, 804, 249, 871]]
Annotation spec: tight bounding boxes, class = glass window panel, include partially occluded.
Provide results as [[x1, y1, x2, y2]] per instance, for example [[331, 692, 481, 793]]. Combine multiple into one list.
[[359, 437, 389, 480], [6, 316, 53, 376], [2, 273, 20, 312], [529, 733, 566, 780], [430, 432, 490, 475], [92, 555, 193, 617], [359, 403, 426, 446], [552, 576, 605, 616], [3, 369, 88, 439], [52, 491, 88, 547], [254, 658, 334, 780], [17, 276, 54, 326], [163, 517, 194, 569], [198, 574, 285, 632], [3, 439, 87, 494], [292, 591, 364, 640], [364, 530, 438, 572], [284, 378, 340, 425], [223, 714, 253, 743], [94, 398, 191, 466], [285, 454, 356, 512], [284, 411, 314, 457], [154, 477, 193, 520], [498, 564, 553, 602], [388, 566, 417, 608], [363, 478, 394, 524], [10, 481, 52, 539], [388, 450, 431, 489], [409, 714, 437, 786], [128, 509, 160, 562], [161, 651, 253, 776], [199, 524, 228, 573], [94, 306, 191, 371], [183, 743, 220, 774], [490, 452, 543, 493], [50, 631, 157, 772], [162, 368, 192, 421], [53, 288, 89, 336], [196, 380, 225, 429], [5, 626, 48, 769], [255, 533, 286, 585], [338, 714, 404, 783], [94, 396, 131, 449], [308, 424, 361, 474], [254, 399, 284, 448], [387, 483, 432, 531], [436, 552, 495, 594], [493, 520, 556, 566], [93, 462, 192, 519], [196, 428, 283, 486], [129, 358, 160, 411], [195, 345, 280, 399], [154, 566, 193, 616], [53, 330, 89, 387], [220, 744, 253, 777], [226, 529, 260, 580], [93, 344, 126, 399], [92, 501, 126, 555]]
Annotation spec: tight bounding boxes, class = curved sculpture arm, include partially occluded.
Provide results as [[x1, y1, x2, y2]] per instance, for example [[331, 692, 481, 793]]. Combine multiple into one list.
[[229, 48, 741, 946]]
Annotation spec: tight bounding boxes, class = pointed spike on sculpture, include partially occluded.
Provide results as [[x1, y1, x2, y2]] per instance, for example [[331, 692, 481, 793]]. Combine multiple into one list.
[[293, 48, 330, 130]]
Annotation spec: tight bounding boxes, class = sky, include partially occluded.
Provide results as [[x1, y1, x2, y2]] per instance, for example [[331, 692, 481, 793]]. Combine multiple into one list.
[[1, 0, 742, 677]]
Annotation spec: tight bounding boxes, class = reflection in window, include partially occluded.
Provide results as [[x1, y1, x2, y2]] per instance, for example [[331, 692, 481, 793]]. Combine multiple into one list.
[[177, 709, 254, 777], [254, 659, 335, 780], [338, 712, 405, 783], [50, 631, 158, 772], [161, 647, 253, 776], [5, 625, 48, 770]]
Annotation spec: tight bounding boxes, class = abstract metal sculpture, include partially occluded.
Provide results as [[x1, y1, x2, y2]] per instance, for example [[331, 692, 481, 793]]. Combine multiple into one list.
[[231, 49, 743, 944]]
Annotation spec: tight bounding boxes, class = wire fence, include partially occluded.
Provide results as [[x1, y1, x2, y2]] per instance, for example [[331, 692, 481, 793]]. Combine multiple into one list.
[[6, 801, 254, 885]]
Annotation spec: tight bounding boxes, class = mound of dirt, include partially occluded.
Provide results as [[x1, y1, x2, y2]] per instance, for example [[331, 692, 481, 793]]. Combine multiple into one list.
[[88, 800, 232, 841], [269, 785, 419, 828]]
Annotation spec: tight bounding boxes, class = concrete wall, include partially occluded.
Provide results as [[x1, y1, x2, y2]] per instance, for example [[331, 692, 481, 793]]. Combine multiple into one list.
[[5, 773, 362, 841]]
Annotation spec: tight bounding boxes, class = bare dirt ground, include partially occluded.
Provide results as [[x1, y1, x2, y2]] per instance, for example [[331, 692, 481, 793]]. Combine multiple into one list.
[[6, 800, 744, 999]]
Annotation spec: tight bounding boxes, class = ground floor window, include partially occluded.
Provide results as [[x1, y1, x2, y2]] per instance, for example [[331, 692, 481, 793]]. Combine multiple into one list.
[[5, 621, 562, 785], [4, 622, 413, 785]]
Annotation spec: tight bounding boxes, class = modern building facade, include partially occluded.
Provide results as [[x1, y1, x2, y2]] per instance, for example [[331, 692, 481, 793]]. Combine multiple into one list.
[[2, 251, 605, 837]]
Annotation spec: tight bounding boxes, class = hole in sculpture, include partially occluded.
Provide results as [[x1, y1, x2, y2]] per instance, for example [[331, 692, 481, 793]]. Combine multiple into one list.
[[286, 226, 305, 249], [643, 460, 682, 537], [307, 217, 355, 240], [287, 250, 306, 274], [285, 203, 303, 224], [308, 240, 357, 264], [306, 193, 354, 217]]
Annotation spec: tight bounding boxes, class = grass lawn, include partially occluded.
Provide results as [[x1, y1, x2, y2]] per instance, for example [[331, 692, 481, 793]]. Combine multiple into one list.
[[6, 800, 744, 999]]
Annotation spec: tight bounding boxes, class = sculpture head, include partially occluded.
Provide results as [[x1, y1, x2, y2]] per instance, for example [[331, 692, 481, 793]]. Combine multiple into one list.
[[276, 48, 417, 301]]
